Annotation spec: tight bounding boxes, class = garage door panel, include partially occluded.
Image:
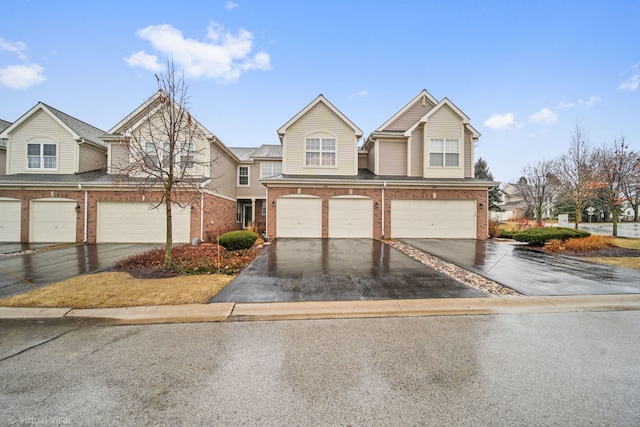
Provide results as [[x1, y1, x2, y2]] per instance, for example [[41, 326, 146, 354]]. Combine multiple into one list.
[[31, 200, 77, 243], [0, 199, 21, 242], [391, 200, 476, 238], [98, 202, 190, 243], [329, 198, 373, 238], [276, 197, 322, 238]]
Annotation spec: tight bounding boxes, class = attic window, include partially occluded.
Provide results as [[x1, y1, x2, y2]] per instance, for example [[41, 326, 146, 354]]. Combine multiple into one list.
[[306, 138, 336, 166], [27, 142, 57, 169]]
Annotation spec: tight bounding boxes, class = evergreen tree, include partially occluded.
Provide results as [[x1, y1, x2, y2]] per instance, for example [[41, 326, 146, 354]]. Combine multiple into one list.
[[475, 157, 504, 211]]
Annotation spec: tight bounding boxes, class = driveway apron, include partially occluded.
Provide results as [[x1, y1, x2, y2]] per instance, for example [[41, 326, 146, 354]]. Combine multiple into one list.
[[211, 238, 484, 303], [402, 239, 640, 296]]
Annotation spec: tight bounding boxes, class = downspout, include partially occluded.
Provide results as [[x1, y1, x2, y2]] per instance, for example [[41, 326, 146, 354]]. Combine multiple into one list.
[[198, 179, 210, 242], [265, 187, 269, 241], [382, 181, 386, 238], [79, 183, 88, 243]]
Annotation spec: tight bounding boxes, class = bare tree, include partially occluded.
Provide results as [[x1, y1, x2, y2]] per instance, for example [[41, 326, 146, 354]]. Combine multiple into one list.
[[113, 61, 211, 267], [620, 150, 640, 221], [593, 137, 640, 236], [517, 159, 560, 226], [555, 124, 595, 228]]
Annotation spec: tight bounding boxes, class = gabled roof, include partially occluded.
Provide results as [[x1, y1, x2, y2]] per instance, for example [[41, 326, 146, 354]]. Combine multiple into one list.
[[229, 144, 282, 161], [277, 94, 363, 142], [0, 119, 11, 133], [404, 97, 480, 140], [0, 103, 107, 149], [375, 89, 438, 132]]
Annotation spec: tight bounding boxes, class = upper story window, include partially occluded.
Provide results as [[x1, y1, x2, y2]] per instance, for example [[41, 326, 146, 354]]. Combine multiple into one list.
[[429, 139, 459, 167], [306, 137, 336, 166], [27, 142, 57, 169], [144, 142, 195, 170], [238, 166, 249, 186], [261, 161, 282, 178], [179, 142, 195, 169]]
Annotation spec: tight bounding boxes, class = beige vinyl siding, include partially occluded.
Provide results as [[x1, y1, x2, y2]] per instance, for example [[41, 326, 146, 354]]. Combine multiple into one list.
[[358, 151, 368, 169], [410, 127, 423, 177], [108, 142, 129, 174], [0, 150, 6, 175], [78, 144, 107, 173], [8, 110, 77, 174], [424, 105, 464, 179], [236, 162, 268, 199], [464, 130, 472, 178], [283, 102, 357, 176], [210, 146, 237, 199], [378, 139, 407, 176], [385, 98, 435, 132], [368, 145, 376, 173]]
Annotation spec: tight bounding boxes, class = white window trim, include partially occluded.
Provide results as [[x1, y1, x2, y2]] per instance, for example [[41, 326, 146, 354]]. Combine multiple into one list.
[[238, 165, 250, 187], [27, 141, 58, 170], [429, 138, 460, 167], [305, 136, 337, 167]]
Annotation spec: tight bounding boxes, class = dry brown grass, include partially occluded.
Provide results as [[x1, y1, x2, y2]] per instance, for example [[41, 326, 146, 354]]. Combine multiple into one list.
[[545, 235, 615, 253], [614, 238, 640, 251], [0, 272, 234, 309]]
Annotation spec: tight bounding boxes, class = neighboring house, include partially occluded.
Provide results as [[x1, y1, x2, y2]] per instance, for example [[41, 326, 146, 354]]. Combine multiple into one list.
[[262, 91, 496, 239], [0, 119, 11, 175], [0, 88, 496, 243], [492, 183, 528, 221]]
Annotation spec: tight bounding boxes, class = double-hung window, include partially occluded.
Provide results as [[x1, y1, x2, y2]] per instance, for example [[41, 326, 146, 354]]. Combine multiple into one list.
[[429, 139, 459, 167], [238, 166, 249, 186], [144, 142, 160, 168], [179, 142, 195, 169], [260, 162, 282, 178], [306, 137, 336, 166], [27, 142, 57, 169]]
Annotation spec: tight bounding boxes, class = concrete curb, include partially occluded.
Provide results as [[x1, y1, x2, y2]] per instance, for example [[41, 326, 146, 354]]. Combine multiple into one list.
[[1, 294, 640, 324]]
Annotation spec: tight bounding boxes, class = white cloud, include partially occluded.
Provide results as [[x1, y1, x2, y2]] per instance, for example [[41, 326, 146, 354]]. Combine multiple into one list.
[[125, 22, 271, 82], [225, 1, 238, 9], [619, 74, 639, 91], [0, 38, 28, 59], [555, 101, 575, 110], [0, 63, 46, 89], [579, 96, 600, 107], [349, 90, 368, 99], [483, 113, 515, 130], [529, 107, 557, 125], [124, 50, 162, 71]]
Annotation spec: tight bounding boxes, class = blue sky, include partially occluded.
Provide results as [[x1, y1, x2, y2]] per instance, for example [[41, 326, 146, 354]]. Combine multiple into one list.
[[1, 0, 638, 183]]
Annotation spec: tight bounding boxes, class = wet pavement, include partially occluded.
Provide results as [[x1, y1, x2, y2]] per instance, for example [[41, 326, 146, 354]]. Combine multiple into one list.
[[402, 239, 640, 296], [211, 239, 484, 302], [0, 244, 158, 299], [0, 243, 56, 255]]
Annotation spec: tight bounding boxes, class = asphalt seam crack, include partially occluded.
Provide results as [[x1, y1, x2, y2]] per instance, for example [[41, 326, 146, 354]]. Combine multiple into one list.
[[0, 329, 74, 362]]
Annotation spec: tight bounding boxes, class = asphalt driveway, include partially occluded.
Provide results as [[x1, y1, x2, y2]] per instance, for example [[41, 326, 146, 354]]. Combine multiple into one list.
[[0, 243, 158, 299], [402, 239, 640, 296], [211, 239, 484, 302]]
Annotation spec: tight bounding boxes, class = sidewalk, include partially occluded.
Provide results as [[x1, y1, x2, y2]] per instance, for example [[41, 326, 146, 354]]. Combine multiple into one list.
[[2, 294, 640, 324]]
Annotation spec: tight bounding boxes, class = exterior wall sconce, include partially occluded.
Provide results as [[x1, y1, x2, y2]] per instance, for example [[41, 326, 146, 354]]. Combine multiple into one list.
[[75, 204, 81, 213], [375, 202, 379, 208], [272, 200, 276, 207], [190, 205, 195, 212], [479, 203, 484, 209]]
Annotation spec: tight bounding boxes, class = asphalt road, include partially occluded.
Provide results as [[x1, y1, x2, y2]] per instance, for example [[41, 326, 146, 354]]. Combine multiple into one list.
[[1, 312, 639, 426], [0, 244, 158, 299], [578, 222, 640, 238]]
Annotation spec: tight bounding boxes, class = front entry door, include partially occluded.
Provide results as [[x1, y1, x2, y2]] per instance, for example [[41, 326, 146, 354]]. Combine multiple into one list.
[[243, 204, 253, 229]]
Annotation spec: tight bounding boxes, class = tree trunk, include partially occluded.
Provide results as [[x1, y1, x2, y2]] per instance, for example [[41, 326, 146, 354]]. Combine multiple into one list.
[[165, 195, 173, 268], [612, 206, 618, 237], [574, 204, 582, 229]]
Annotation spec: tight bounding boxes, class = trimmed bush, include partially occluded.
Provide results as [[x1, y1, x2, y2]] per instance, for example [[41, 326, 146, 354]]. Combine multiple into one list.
[[545, 235, 614, 253], [510, 227, 590, 246], [218, 230, 259, 251], [498, 229, 517, 239]]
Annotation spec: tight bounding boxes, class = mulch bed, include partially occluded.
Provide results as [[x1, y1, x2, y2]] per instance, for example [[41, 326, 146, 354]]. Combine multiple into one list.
[[555, 246, 640, 258]]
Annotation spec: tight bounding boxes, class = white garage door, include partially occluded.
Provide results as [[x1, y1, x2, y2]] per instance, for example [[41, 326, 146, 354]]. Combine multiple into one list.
[[30, 199, 77, 242], [329, 197, 373, 238], [276, 196, 322, 238], [98, 202, 191, 243], [391, 199, 476, 238], [0, 198, 21, 242]]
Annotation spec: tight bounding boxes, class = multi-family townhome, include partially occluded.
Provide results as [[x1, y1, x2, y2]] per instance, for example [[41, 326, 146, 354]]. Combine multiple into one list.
[[262, 91, 496, 240], [0, 88, 495, 243]]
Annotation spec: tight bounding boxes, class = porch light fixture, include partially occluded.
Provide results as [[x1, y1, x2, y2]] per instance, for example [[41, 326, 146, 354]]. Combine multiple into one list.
[[479, 203, 484, 209], [272, 200, 275, 207], [75, 204, 81, 213], [375, 202, 379, 208]]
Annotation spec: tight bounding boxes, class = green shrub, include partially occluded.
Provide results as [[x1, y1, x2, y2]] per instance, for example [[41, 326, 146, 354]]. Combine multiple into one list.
[[510, 227, 590, 246], [498, 229, 517, 239], [218, 230, 259, 251]]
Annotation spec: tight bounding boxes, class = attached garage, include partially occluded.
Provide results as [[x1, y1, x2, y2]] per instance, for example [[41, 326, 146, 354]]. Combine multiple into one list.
[[0, 198, 21, 242], [391, 199, 476, 238], [97, 202, 191, 243], [30, 198, 77, 242], [276, 196, 322, 238], [328, 196, 373, 238]]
